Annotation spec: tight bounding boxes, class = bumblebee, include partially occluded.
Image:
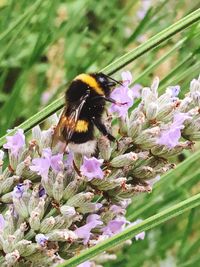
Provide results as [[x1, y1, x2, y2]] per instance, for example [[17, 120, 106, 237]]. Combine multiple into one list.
[[53, 72, 125, 155]]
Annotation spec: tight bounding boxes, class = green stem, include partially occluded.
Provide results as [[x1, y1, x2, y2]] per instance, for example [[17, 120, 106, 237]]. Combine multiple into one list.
[[0, 9, 200, 148], [57, 193, 200, 267]]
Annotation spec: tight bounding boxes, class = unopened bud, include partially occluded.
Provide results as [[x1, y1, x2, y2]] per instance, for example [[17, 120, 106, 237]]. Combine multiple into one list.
[[47, 230, 77, 242], [63, 180, 80, 201], [29, 211, 40, 231], [67, 192, 94, 207], [40, 217, 56, 233], [146, 103, 158, 120], [60, 205, 76, 217], [53, 172, 64, 202], [110, 152, 138, 167], [0, 176, 20, 195], [15, 240, 32, 255], [98, 136, 112, 161], [5, 250, 20, 265]]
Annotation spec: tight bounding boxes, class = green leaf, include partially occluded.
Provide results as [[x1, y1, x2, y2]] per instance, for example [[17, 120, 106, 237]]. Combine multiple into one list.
[[57, 193, 200, 267]]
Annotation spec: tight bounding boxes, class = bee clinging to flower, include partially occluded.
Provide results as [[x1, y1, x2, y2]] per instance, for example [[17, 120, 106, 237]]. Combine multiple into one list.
[[53, 72, 127, 155]]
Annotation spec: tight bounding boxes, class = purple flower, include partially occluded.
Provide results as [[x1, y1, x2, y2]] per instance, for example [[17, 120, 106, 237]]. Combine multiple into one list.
[[3, 129, 25, 156], [110, 205, 125, 215], [75, 214, 102, 245], [80, 156, 104, 181], [50, 153, 63, 171], [103, 217, 126, 236], [0, 214, 5, 231], [109, 71, 134, 118], [86, 214, 102, 225], [39, 187, 46, 198], [77, 261, 92, 267], [132, 219, 145, 240], [166, 85, 180, 97], [121, 71, 132, 86], [13, 184, 25, 199], [35, 234, 48, 246], [30, 148, 63, 180], [64, 151, 74, 167], [157, 113, 190, 148], [131, 84, 142, 99]]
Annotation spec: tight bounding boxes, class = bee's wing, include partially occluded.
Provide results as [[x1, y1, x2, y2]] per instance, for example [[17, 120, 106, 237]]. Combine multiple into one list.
[[52, 91, 89, 146]]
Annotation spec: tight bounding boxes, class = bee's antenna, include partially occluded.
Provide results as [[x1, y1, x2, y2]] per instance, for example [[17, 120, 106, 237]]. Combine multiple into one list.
[[102, 73, 123, 86]]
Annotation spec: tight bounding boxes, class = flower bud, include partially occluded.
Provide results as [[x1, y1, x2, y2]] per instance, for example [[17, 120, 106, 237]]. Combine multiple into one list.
[[77, 203, 102, 214], [128, 119, 142, 139], [91, 177, 126, 191], [53, 215, 65, 229], [13, 222, 27, 242], [4, 210, 15, 236], [146, 103, 158, 120], [1, 191, 13, 203], [20, 243, 38, 257], [67, 192, 94, 207], [47, 229, 77, 242], [40, 217, 56, 233], [113, 137, 133, 156], [118, 115, 129, 135], [60, 205, 76, 217], [151, 77, 159, 97], [62, 180, 82, 201], [134, 127, 160, 149], [3, 235, 16, 253], [41, 128, 54, 149], [0, 175, 20, 195], [110, 152, 138, 168], [29, 211, 40, 231], [132, 166, 154, 179], [53, 172, 64, 202], [13, 197, 29, 219], [15, 240, 32, 255], [98, 136, 112, 161], [156, 102, 175, 121], [0, 192, 13, 203], [28, 186, 40, 214], [32, 125, 42, 143], [5, 250, 20, 266]]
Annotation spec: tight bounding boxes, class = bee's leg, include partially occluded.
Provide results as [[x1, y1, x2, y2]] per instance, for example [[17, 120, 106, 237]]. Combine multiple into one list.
[[92, 96, 127, 106], [103, 97, 128, 106], [92, 118, 115, 142]]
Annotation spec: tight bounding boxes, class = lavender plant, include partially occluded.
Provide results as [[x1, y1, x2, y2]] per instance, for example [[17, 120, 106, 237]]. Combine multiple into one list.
[[1, 71, 200, 267]]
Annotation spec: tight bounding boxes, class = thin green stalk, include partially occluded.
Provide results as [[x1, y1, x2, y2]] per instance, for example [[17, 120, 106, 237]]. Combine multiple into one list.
[[0, 9, 200, 147], [159, 61, 200, 92], [57, 193, 200, 267], [134, 38, 186, 83]]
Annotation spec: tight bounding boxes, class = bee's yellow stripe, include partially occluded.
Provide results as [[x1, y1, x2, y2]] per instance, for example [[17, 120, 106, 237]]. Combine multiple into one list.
[[75, 74, 104, 95], [75, 120, 89, 132]]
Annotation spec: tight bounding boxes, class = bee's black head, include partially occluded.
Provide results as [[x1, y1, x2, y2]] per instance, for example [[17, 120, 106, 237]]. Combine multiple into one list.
[[94, 72, 122, 90]]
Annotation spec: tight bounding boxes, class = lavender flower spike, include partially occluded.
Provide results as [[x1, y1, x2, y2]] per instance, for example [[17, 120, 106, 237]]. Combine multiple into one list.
[[1, 72, 200, 266]]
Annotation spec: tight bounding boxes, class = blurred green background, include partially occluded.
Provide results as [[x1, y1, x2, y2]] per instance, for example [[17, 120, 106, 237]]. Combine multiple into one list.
[[0, 0, 200, 266]]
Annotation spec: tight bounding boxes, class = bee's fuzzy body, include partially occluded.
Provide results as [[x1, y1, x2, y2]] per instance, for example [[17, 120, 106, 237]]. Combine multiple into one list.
[[54, 72, 118, 155]]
